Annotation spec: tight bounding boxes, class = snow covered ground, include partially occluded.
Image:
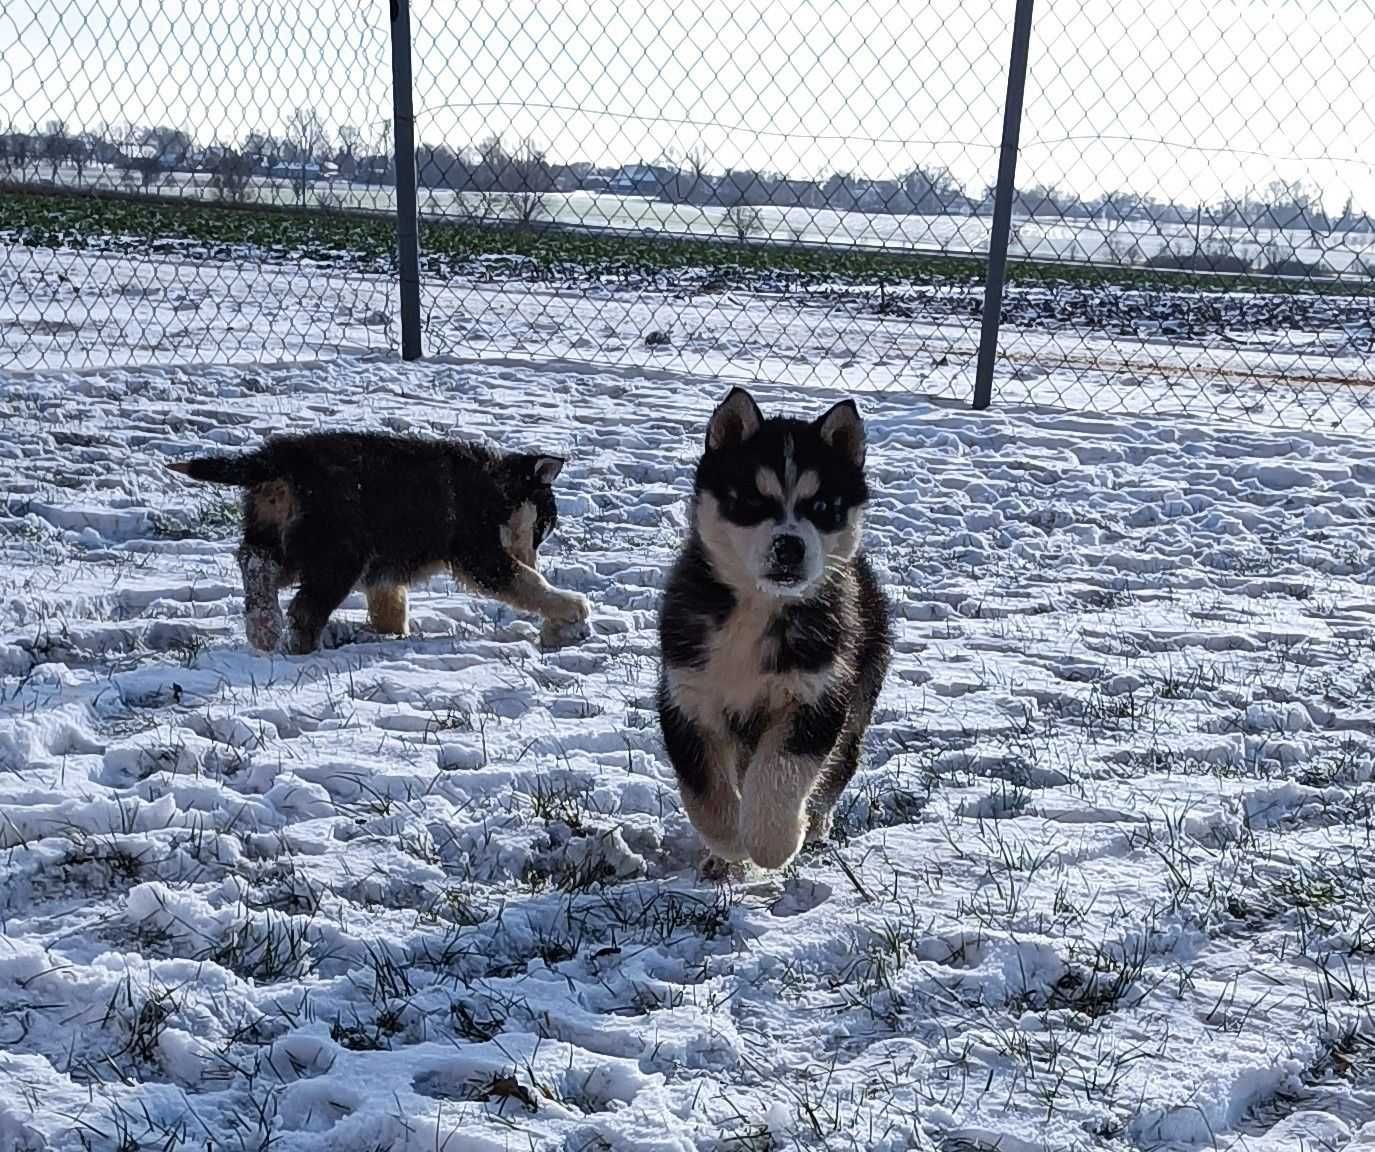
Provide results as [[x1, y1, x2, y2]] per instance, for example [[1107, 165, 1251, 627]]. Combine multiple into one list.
[[5, 241, 1375, 435], [2, 353, 1375, 1150]]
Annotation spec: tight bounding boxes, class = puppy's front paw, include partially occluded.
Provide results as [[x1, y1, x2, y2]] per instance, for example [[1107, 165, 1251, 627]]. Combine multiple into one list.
[[552, 591, 590, 625], [539, 592, 591, 647], [540, 613, 591, 649]]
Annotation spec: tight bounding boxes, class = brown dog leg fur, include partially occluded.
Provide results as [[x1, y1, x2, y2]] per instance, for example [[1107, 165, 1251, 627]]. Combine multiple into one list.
[[366, 584, 409, 635]]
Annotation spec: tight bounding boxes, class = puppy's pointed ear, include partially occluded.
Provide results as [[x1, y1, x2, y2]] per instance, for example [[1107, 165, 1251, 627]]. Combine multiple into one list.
[[815, 399, 865, 467], [508, 454, 564, 492], [529, 455, 564, 485], [706, 387, 763, 452]]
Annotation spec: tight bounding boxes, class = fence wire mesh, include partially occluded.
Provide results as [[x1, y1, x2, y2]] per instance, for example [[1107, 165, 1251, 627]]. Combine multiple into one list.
[[1, 1, 1373, 432], [997, 0, 1375, 430], [0, 0, 395, 368], [408, 0, 1006, 400]]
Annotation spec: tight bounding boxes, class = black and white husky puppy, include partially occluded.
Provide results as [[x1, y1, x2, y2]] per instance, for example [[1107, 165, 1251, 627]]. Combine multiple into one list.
[[168, 430, 589, 654], [657, 388, 891, 872]]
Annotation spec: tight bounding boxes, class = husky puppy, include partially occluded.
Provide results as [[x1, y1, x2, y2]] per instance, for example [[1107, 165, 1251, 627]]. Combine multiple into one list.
[[167, 430, 590, 654], [657, 387, 891, 871]]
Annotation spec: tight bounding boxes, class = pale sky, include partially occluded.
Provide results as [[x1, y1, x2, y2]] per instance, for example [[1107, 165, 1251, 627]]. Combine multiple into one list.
[[3, 0, 1373, 211]]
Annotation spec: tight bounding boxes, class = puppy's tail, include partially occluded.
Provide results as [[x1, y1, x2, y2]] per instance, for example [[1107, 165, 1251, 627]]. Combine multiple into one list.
[[166, 451, 274, 487]]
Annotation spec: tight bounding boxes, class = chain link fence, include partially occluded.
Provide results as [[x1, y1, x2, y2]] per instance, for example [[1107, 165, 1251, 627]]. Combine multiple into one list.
[[0, 0, 396, 368], [2, 1, 1373, 430], [998, 0, 1375, 429], [406, 0, 1006, 400]]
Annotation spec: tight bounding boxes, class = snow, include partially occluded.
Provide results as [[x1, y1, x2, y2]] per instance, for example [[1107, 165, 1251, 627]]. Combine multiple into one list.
[[2, 352, 1375, 1150], [7, 239, 1375, 437]]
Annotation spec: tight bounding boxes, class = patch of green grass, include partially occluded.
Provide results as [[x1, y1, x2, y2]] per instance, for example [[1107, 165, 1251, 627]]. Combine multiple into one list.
[[151, 495, 241, 540]]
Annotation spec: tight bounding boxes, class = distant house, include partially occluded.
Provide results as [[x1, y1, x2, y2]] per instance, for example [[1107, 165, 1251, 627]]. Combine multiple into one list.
[[260, 160, 323, 183], [857, 180, 903, 213], [123, 140, 190, 172], [607, 164, 664, 197]]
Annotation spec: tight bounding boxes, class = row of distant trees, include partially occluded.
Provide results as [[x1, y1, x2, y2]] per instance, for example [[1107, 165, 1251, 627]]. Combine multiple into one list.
[[0, 111, 387, 206], [4, 112, 1373, 239]]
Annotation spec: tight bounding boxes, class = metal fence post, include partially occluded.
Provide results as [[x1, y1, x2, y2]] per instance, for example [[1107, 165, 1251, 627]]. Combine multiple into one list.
[[390, 0, 422, 360], [972, 0, 1036, 410]]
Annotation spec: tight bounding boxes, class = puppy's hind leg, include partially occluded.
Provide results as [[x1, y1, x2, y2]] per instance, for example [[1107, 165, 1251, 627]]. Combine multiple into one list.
[[804, 732, 863, 846], [238, 543, 284, 652], [365, 583, 410, 636]]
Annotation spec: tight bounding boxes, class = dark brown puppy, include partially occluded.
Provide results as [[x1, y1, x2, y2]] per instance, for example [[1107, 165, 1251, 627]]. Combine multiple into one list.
[[168, 430, 589, 653]]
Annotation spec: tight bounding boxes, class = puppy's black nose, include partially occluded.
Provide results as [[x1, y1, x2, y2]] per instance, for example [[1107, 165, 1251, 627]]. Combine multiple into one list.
[[771, 534, 806, 569]]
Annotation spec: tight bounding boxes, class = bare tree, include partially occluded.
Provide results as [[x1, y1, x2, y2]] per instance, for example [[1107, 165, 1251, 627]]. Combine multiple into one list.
[[117, 125, 166, 191], [661, 145, 711, 205], [899, 163, 964, 214], [141, 125, 191, 169], [505, 138, 551, 226], [10, 132, 36, 182], [210, 149, 254, 203], [723, 203, 763, 242], [1337, 193, 1356, 231], [72, 132, 96, 184], [244, 131, 282, 167], [118, 150, 161, 191], [136, 154, 161, 190], [475, 133, 508, 190], [822, 172, 860, 212], [43, 119, 68, 182], [336, 124, 362, 180], [285, 106, 327, 204], [684, 148, 710, 204]]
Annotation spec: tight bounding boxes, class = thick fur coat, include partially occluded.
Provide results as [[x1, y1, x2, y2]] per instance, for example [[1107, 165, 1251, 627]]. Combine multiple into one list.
[[657, 388, 891, 871], [168, 430, 589, 653]]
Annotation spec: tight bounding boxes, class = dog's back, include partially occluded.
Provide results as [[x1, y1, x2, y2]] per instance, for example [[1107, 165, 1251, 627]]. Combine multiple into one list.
[[173, 432, 491, 567]]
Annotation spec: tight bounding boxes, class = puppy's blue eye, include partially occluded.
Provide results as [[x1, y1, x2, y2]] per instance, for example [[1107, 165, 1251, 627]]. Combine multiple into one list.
[[802, 497, 845, 528]]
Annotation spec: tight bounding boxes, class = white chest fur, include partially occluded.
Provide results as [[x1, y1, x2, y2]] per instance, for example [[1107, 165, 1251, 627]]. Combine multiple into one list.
[[668, 598, 836, 736]]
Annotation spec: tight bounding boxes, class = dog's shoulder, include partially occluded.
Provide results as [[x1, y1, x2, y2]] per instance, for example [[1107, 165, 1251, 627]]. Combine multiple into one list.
[[660, 540, 736, 665]]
